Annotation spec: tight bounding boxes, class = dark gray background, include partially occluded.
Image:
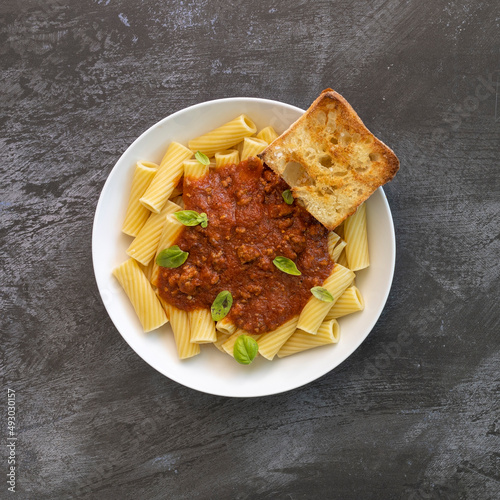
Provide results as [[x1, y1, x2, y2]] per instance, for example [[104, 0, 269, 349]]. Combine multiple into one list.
[[1, 0, 499, 499]]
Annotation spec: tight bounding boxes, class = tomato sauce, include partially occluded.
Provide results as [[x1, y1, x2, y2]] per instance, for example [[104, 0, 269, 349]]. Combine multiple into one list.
[[157, 158, 333, 334]]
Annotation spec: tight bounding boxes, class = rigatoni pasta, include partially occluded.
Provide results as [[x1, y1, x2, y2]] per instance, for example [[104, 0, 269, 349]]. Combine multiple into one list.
[[257, 316, 299, 360], [126, 201, 180, 266], [150, 213, 185, 286], [241, 137, 268, 160], [183, 159, 209, 179], [327, 231, 341, 258], [158, 295, 200, 359], [344, 203, 369, 271], [331, 238, 347, 263], [278, 319, 340, 358], [296, 264, 355, 334], [122, 161, 158, 237], [256, 126, 278, 144], [188, 114, 257, 157], [140, 142, 193, 214], [189, 308, 217, 344], [324, 286, 364, 320], [112, 259, 167, 332], [216, 317, 237, 336], [215, 149, 239, 168]]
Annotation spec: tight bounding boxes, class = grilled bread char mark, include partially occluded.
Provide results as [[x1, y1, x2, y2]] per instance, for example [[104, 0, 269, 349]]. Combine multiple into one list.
[[258, 88, 399, 230]]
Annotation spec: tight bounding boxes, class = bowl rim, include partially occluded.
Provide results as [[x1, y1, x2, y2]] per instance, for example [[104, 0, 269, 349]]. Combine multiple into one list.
[[92, 96, 396, 397]]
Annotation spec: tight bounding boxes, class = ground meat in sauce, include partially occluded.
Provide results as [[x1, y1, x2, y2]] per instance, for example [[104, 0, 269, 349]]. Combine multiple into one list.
[[157, 158, 333, 334]]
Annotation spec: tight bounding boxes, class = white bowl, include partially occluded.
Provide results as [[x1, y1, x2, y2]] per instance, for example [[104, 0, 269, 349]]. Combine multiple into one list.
[[92, 97, 396, 398]]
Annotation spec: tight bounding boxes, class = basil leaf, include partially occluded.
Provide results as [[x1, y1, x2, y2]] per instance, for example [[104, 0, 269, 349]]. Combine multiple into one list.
[[310, 286, 334, 302], [233, 335, 258, 365], [195, 150, 210, 165], [156, 245, 189, 268], [199, 212, 208, 228], [273, 256, 301, 276], [174, 210, 208, 227], [211, 290, 233, 321], [282, 189, 294, 205]]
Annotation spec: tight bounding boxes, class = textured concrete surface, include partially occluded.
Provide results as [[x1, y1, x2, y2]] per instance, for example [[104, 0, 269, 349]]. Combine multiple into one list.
[[1, 0, 499, 499]]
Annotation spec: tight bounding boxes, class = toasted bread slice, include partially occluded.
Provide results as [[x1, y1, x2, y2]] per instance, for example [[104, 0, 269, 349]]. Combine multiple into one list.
[[258, 89, 399, 230]]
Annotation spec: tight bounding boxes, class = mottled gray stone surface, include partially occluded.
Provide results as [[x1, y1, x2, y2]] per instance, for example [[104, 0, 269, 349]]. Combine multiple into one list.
[[1, 0, 499, 499]]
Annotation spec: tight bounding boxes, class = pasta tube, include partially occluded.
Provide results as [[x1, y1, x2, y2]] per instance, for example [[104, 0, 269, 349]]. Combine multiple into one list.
[[126, 201, 180, 266], [241, 137, 268, 160], [140, 142, 193, 214], [344, 203, 369, 271], [151, 214, 185, 286], [189, 308, 217, 344], [256, 126, 278, 144], [112, 259, 167, 332], [188, 114, 257, 157], [158, 295, 200, 359], [296, 264, 355, 334], [327, 232, 341, 260], [183, 159, 209, 179], [216, 317, 237, 336], [324, 286, 364, 320], [215, 149, 239, 168], [277, 319, 340, 358], [331, 239, 347, 263], [257, 316, 299, 361], [122, 161, 158, 237]]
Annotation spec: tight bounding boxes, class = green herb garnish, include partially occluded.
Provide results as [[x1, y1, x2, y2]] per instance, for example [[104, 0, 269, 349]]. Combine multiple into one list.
[[195, 151, 210, 165], [273, 256, 301, 276], [211, 290, 233, 321], [233, 335, 259, 365], [282, 189, 294, 205], [310, 286, 334, 302], [174, 210, 208, 228], [156, 245, 189, 268]]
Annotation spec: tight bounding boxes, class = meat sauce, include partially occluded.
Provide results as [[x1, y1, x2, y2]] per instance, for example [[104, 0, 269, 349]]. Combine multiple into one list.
[[157, 158, 333, 334]]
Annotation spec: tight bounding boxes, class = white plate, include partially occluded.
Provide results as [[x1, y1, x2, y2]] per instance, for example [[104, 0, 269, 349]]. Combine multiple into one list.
[[92, 97, 396, 398]]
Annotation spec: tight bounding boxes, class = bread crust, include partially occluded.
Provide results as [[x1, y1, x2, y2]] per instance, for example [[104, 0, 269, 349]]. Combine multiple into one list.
[[258, 89, 399, 230]]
